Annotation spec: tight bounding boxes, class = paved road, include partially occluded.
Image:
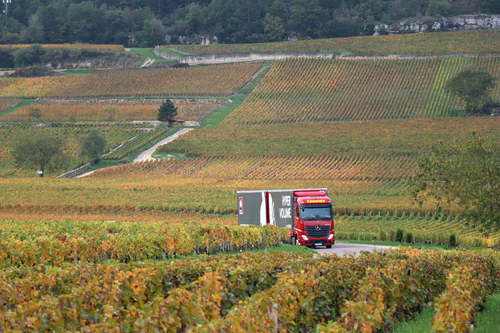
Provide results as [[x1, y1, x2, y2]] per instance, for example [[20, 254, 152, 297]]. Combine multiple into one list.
[[314, 243, 393, 257], [134, 128, 194, 162], [76, 128, 193, 178]]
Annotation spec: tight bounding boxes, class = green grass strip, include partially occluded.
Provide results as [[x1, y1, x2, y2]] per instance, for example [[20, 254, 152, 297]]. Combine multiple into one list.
[[126, 48, 178, 66], [0, 99, 35, 118], [474, 294, 500, 332], [393, 306, 434, 333], [336, 239, 493, 251], [60, 69, 107, 76], [201, 62, 272, 128], [391, 293, 500, 332], [158, 47, 191, 56]]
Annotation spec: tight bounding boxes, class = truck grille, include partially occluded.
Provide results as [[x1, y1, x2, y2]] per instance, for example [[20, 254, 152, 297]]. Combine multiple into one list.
[[305, 225, 330, 238]]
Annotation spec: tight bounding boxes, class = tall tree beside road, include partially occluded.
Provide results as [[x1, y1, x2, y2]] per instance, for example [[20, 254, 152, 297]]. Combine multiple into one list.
[[79, 130, 108, 164], [410, 132, 500, 234]]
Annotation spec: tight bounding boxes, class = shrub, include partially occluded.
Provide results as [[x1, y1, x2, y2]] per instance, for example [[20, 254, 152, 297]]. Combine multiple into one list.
[[396, 228, 404, 242], [405, 232, 413, 244], [378, 230, 387, 241], [449, 234, 457, 247]]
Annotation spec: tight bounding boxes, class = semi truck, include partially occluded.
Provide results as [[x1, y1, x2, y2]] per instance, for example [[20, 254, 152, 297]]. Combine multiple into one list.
[[237, 188, 334, 248]]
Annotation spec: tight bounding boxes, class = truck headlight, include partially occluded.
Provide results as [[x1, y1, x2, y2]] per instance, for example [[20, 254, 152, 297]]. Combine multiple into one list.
[[328, 234, 334, 240], [301, 235, 309, 241]]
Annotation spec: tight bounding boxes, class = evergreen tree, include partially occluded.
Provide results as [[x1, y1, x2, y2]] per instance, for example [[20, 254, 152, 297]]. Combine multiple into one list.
[[157, 99, 178, 123]]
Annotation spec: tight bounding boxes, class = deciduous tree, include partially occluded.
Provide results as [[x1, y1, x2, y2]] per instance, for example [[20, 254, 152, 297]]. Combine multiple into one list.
[[79, 130, 108, 164], [13, 133, 66, 177], [444, 67, 497, 115]]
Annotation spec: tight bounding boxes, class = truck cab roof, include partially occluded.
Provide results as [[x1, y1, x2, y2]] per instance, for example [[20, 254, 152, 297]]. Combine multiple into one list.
[[296, 196, 332, 205]]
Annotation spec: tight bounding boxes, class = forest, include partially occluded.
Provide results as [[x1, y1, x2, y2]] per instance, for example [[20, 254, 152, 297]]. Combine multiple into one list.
[[0, 0, 499, 46]]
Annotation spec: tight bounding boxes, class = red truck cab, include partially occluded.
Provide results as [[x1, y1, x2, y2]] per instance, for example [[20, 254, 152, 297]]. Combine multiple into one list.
[[292, 190, 335, 248]]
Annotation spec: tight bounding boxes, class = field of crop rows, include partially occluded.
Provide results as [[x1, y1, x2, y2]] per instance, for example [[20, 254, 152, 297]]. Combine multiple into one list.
[[0, 219, 286, 266], [0, 174, 429, 221], [0, 247, 498, 331], [0, 63, 261, 98], [0, 44, 124, 51], [222, 56, 500, 125], [171, 30, 500, 55], [165, 117, 500, 157], [335, 213, 500, 247], [91, 154, 418, 181], [0, 123, 162, 177], [1, 98, 225, 122]]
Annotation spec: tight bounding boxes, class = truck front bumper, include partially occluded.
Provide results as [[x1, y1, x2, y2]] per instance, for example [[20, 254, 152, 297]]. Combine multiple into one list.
[[301, 239, 334, 246]]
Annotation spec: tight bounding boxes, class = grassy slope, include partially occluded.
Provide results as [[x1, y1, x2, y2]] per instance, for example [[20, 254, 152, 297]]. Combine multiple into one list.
[[392, 293, 500, 332], [126, 48, 178, 66], [158, 47, 191, 56], [0, 99, 34, 118], [201, 62, 272, 128]]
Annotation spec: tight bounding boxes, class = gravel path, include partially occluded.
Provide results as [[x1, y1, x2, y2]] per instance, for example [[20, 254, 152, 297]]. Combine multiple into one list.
[[75, 170, 98, 178], [134, 128, 194, 162], [314, 243, 393, 257]]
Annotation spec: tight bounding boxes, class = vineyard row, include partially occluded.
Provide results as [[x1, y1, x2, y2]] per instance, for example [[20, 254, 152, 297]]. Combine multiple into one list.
[[0, 219, 287, 267], [92, 154, 419, 181], [0, 63, 261, 98], [0, 248, 498, 332], [223, 56, 500, 125]]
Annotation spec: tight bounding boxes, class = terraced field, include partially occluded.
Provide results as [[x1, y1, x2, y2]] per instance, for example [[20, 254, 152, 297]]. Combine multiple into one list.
[[163, 117, 500, 157], [222, 56, 500, 125], [2, 98, 225, 122], [0, 63, 261, 98], [91, 154, 418, 181]]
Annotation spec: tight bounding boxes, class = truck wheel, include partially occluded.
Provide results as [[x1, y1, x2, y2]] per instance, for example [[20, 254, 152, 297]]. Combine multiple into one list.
[[295, 237, 300, 246], [326, 245, 332, 249]]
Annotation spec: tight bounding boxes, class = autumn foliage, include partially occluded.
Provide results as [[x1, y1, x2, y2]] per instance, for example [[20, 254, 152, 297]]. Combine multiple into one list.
[[222, 56, 500, 125], [0, 63, 261, 98]]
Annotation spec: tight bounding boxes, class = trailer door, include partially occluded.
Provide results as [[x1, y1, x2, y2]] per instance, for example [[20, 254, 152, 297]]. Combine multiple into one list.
[[268, 190, 293, 228], [237, 191, 268, 226]]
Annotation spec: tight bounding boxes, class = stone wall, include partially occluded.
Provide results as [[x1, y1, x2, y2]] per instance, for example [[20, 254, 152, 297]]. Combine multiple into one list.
[[154, 48, 500, 65], [48, 60, 130, 69], [57, 162, 91, 178], [337, 53, 500, 60], [152, 49, 335, 64], [375, 14, 500, 35]]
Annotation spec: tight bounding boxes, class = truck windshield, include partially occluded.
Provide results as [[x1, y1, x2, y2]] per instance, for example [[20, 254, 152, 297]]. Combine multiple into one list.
[[301, 205, 332, 221]]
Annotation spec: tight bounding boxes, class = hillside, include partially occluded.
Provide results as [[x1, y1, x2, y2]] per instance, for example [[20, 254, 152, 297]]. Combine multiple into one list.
[[172, 30, 500, 55], [217, 56, 500, 125], [0, 33, 499, 244]]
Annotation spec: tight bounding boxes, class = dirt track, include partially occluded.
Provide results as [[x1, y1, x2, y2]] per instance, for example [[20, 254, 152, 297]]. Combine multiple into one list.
[[314, 243, 393, 257]]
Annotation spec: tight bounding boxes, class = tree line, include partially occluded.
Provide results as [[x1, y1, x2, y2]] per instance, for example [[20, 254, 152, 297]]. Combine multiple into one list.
[[0, 0, 499, 46]]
